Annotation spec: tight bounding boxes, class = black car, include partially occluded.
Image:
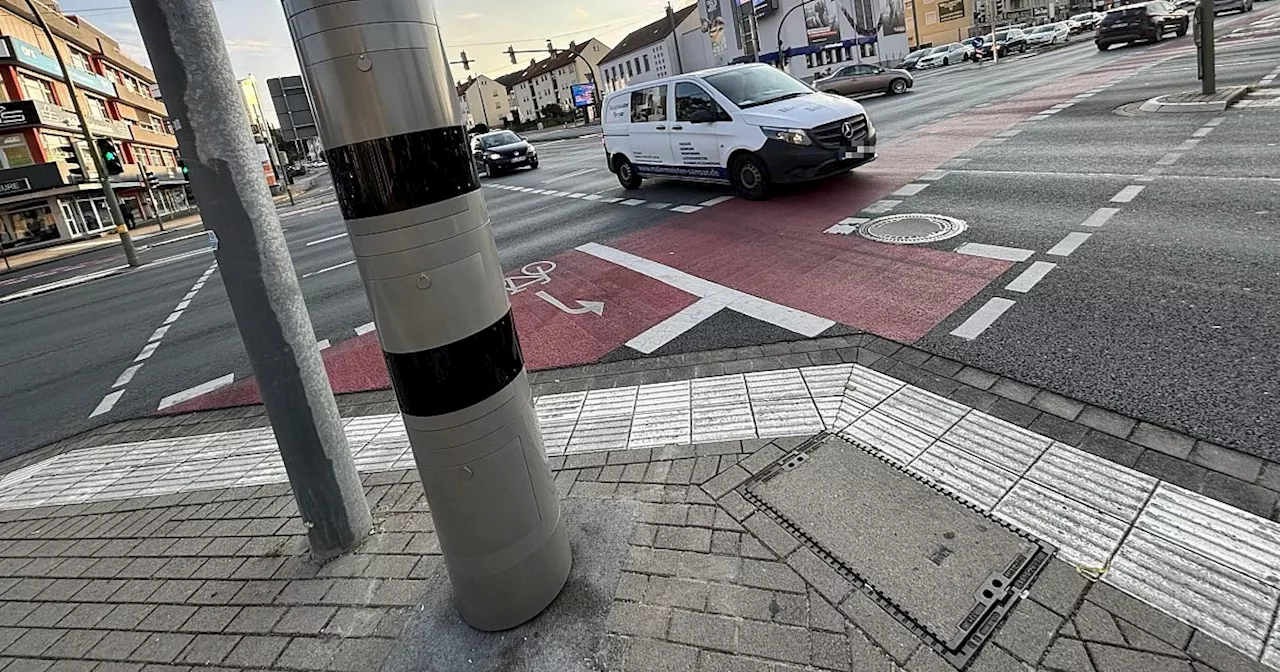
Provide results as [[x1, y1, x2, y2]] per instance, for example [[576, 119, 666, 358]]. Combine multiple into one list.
[[471, 130, 538, 176], [1096, 1, 1189, 50], [973, 28, 1029, 59], [897, 47, 931, 70]]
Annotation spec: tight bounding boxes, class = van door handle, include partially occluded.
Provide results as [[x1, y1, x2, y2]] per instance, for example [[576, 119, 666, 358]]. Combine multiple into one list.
[[671, 125, 684, 130], [655, 125, 666, 130]]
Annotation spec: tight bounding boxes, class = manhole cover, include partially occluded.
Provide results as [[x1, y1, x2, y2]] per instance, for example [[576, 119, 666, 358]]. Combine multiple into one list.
[[740, 434, 1053, 669], [857, 214, 967, 244]]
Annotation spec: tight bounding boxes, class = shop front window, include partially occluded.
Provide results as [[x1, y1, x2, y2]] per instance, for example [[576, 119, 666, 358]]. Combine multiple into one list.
[[0, 134, 34, 169], [1, 205, 59, 249]]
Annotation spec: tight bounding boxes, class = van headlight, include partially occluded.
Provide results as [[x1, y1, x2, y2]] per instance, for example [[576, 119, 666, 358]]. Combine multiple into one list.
[[761, 127, 812, 146]]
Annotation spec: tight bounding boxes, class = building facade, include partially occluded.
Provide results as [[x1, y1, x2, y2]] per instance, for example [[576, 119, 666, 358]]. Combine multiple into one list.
[[511, 38, 609, 122], [0, 0, 189, 252], [905, 0, 973, 49], [694, 0, 912, 81], [456, 74, 509, 130], [599, 5, 701, 94]]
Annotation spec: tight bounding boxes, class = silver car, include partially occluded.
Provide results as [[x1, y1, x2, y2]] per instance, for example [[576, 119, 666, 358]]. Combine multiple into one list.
[[814, 64, 915, 96], [1025, 23, 1071, 46], [916, 42, 971, 68]]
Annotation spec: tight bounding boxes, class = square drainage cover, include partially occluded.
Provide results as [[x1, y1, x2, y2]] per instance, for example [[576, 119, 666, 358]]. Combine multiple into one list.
[[741, 434, 1053, 669]]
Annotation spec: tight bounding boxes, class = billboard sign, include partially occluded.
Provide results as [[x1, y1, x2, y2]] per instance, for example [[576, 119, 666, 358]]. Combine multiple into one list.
[[6, 37, 117, 97], [570, 82, 596, 108], [938, 0, 966, 21], [805, 0, 841, 45]]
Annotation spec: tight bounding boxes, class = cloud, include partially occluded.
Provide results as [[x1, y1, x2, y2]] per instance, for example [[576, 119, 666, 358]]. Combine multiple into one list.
[[225, 39, 279, 55], [574, 7, 589, 19], [456, 12, 483, 20]]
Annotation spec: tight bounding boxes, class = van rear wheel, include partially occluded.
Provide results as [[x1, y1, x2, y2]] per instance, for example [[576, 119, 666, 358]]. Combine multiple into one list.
[[730, 154, 770, 201], [616, 158, 642, 190]]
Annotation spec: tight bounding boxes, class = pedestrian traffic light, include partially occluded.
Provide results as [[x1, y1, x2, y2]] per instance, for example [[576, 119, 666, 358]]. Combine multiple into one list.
[[507, 45, 517, 64], [96, 138, 124, 175], [145, 169, 160, 189], [60, 142, 84, 182], [178, 159, 188, 178]]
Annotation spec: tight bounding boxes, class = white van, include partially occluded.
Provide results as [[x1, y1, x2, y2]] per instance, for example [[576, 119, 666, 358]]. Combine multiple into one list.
[[602, 63, 877, 200]]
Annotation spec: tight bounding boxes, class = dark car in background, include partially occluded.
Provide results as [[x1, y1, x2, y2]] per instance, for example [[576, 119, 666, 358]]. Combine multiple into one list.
[[1213, 0, 1254, 13], [973, 28, 1029, 59], [1096, 0, 1189, 50], [897, 48, 931, 70], [471, 130, 538, 176]]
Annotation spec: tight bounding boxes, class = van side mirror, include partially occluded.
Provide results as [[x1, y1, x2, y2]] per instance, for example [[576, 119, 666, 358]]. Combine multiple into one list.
[[688, 109, 717, 124]]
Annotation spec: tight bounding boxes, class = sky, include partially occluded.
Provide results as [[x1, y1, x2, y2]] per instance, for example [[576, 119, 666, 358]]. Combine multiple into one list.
[[57, 0, 691, 120]]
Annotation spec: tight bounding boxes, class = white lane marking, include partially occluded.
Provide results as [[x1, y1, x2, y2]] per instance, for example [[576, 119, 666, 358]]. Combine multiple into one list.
[[839, 217, 870, 225], [603, 197, 624, 204], [175, 300, 191, 311], [862, 200, 901, 215], [996, 129, 1023, 138], [919, 170, 949, 181], [1006, 262, 1057, 293], [825, 223, 857, 235], [279, 201, 337, 218], [576, 242, 834, 337], [1177, 139, 1200, 150], [317, 339, 331, 351], [113, 364, 143, 389], [1111, 185, 1145, 203], [163, 311, 183, 325], [621, 199, 646, 206], [582, 194, 603, 201], [627, 298, 729, 354], [566, 193, 587, 199], [302, 260, 356, 279], [700, 196, 735, 207], [157, 374, 236, 411], [1081, 208, 1120, 228], [1156, 153, 1182, 166], [1206, 116, 1226, 126], [355, 322, 377, 336], [955, 243, 1035, 262], [1047, 232, 1092, 257], [671, 205, 703, 214], [134, 342, 160, 363], [1042, 108, 1063, 114], [182, 291, 197, 301], [306, 232, 348, 247], [951, 298, 1016, 340], [541, 167, 597, 184], [1026, 115, 1050, 121], [892, 183, 929, 197], [148, 325, 171, 342], [89, 390, 125, 418]]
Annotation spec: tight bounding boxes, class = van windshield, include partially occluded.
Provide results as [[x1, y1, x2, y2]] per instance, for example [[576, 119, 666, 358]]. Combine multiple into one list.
[[703, 66, 812, 109]]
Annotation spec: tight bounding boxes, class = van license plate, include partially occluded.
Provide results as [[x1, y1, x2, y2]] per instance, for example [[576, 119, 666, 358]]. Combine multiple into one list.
[[843, 151, 862, 160]]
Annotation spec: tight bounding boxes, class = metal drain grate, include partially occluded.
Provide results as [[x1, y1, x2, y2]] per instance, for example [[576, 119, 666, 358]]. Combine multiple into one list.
[[739, 433, 1054, 670], [856, 214, 968, 245]]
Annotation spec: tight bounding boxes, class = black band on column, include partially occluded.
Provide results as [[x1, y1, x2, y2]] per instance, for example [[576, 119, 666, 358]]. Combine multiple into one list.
[[326, 125, 481, 220], [384, 310, 525, 418]]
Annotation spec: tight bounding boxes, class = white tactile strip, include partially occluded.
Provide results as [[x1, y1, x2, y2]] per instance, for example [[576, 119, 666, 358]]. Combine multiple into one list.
[[3, 363, 1280, 668]]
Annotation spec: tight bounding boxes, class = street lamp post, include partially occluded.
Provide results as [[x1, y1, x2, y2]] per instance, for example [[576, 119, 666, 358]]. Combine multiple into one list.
[[24, 0, 140, 267], [776, 0, 819, 70]]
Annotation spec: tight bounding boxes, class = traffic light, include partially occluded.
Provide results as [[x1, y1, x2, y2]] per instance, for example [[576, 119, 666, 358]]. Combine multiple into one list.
[[145, 169, 160, 189], [60, 142, 84, 182], [459, 50, 470, 71], [546, 40, 555, 55], [507, 45, 517, 64], [178, 159, 188, 179], [96, 138, 123, 175]]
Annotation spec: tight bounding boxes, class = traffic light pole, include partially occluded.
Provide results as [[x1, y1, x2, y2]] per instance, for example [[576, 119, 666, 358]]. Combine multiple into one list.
[[286, 0, 572, 630], [143, 170, 163, 231], [24, 0, 140, 268], [130, 0, 373, 559]]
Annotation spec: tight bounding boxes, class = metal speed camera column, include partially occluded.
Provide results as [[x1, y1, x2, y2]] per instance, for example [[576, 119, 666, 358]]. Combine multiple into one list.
[[283, 0, 572, 630]]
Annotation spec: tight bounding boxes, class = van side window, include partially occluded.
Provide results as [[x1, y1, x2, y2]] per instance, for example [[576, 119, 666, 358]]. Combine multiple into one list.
[[674, 83, 728, 122], [630, 86, 668, 123]]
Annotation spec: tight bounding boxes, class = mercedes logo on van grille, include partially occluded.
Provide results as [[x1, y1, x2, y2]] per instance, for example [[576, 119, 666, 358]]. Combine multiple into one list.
[[855, 214, 968, 245], [841, 121, 856, 139]]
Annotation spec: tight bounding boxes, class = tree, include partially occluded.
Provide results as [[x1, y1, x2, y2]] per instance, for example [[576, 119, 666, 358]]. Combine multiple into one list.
[[540, 103, 565, 119], [472, 123, 490, 134]]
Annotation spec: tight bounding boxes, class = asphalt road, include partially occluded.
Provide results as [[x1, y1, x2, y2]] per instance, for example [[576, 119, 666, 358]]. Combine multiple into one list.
[[2, 6, 1276, 463]]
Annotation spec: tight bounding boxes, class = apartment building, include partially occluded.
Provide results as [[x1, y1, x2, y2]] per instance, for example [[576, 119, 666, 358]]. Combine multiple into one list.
[[0, 0, 188, 253], [598, 5, 700, 94], [510, 38, 609, 122]]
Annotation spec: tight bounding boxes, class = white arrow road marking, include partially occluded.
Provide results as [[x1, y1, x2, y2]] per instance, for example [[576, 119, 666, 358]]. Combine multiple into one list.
[[536, 291, 605, 316]]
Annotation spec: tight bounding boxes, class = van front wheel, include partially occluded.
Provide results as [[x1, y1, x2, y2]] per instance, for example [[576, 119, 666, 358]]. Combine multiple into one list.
[[616, 158, 642, 190], [731, 154, 770, 201]]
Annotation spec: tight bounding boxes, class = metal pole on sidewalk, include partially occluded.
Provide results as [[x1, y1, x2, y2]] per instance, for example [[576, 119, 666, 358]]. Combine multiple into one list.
[[283, 0, 572, 630], [1198, 0, 1215, 94], [24, 0, 140, 268], [130, 0, 372, 559]]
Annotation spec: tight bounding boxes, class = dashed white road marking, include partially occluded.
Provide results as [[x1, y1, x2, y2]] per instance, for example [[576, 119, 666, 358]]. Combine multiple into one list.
[[134, 342, 160, 362], [603, 197, 624, 204], [317, 339, 331, 351], [302, 260, 357, 279], [1156, 153, 1182, 166], [1006, 262, 1057, 293], [1176, 139, 1200, 151], [671, 205, 703, 214], [919, 170, 949, 181], [89, 390, 125, 418], [862, 200, 901, 215], [951, 298, 1016, 340], [1111, 185, 1146, 203], [306, 232, 348, 247], [955, 243, 1035, 262], [1081, 208, 1121, 228], [582, 194, 603, 201], [113, 365, 143, 389], [355, 322, 377, 336], [892, 183, 929, 197], [1047, 232, 1092, 257], [996, 129, 1023, 138], [175, 300, 191, 311], [149, 325, 170, 342], [157, 374, 236, 412], [1206, 116, 1226, 126], [162, 311, 183, 325], [621, 199, 646, 206], [700, 196, 735, 207]]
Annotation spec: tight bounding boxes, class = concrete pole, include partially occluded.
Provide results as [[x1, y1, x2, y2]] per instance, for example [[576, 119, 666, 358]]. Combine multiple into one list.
[[1199, 0, 1215, 94], [129, 0, 372, 559], [283, 0, 571, 630], [24, 0, 140, 268]]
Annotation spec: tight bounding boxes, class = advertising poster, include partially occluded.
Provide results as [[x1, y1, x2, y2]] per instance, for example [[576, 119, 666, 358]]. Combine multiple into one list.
[[882, 0, 907, 34], [805, 0, 841, 45], [571, 83, 596, 108], [845, 0, 878, 37], [704, 0, 727, 58], [938, 0, 965, 21]]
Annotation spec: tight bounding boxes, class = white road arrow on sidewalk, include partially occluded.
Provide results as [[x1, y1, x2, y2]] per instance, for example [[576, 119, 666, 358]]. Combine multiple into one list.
[[535, 291, 604, 316]]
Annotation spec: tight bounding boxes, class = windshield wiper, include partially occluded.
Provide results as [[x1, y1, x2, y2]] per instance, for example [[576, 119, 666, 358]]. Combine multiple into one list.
[[741, 91, 808, 108]]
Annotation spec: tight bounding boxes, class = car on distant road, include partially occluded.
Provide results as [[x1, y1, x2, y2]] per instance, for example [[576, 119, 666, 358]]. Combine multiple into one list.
[[1070, 11, 1105, 30], [897, 47, 932, 70], [973, 28, 1030, 59], [916, 42, 971, 67], [1095, 0, 1189, 50], [1026, 23, 1072, 46], [814, 63, 915, 96], [1213, 0, 1253, 13], [471, 130, 538, 176]]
